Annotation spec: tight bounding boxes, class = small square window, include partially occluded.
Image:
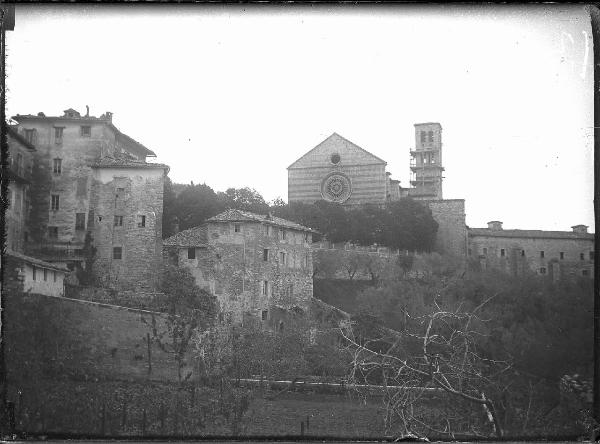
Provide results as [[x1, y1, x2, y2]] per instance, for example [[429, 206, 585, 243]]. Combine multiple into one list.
[[482, 247, 487, 255], [234, 223, 241, 233], [116, 187, 125, 193], [590, 251, 595, 261], [53, 158, 62, 175], [540, 251, 545, 258], [500, 249, 505, 257], [48, 226, 58, 239], [113, 247, 122, 260], [580, 253, 585, 261], [138, 215, 146, 228], [51, 194, 60, 211], [560, 252, 564, 260], [188, 247, 196, 260], [114, 215, 123, 227], [582, 269, 590, 276], [261, 310, 268, 321], [521, 250, 525, 257], [80, 126, 91, 137], [263, 249, 269, 262], [539, 267, 547, 275]]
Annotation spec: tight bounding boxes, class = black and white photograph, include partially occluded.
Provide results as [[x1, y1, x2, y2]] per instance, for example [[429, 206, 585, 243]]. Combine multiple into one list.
[[0, 4, 596, 440]]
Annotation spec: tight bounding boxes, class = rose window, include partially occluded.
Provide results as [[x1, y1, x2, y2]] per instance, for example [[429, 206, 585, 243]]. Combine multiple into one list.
[[321, 173, 352, 203]]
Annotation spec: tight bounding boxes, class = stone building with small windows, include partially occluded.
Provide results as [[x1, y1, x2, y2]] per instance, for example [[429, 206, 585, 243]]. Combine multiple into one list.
[[10, 108, 168, 290], [468, 221, 594, 280], [5, 125, 35, 253], [163, 209, 315, 326]]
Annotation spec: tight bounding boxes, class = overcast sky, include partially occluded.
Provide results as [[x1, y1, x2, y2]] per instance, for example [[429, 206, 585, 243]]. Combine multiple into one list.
[[6, 4, 594, 231]]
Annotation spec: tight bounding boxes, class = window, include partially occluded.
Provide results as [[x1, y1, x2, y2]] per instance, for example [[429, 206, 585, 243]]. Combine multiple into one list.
[[482, 247, 488, 256], [51, 194, 60, 211], [540, 251, 545, 258], [305, 253, 310, 268], [32, 266, 36, 281], [500, 249, 505, 257], [330, 153, 341, 164], [263, 249, 269, 262], [234, 223, 241, 233], [590, 251, 595, 261], [262, 280, 269, 296], [54, 127, 63, 143], [304, 233, 309, 243], [53, 158, 62, 175], [53, 271, 57, 282], [114, 215, 123, 227], [15, 153, 22, 175], [431, 153, 436, 164], [137, 215, 146, 228], [560, 252, 565, 260], [279, 251, 287, 266], [88, 210, 95, 228], [75, 213, 86, 230], [261, 310, 268, 321], [264, 225, 271, 236], [582, 269, 590, 276], [427, 130, 434, 143], [188, 247, 196, 260], [116, 187, 125, 193], [580, 253, 585, 261], [420, 131, 426, 143], [113, 247, 122, 260], [43, 269, 47, 281], [80, 125, 91, 137], [521, 250, 526, 257], [48, 226, 58, 239], [24, 129, 35, 144], [539, 267, 547, 275], [280, 229, 287, 240]]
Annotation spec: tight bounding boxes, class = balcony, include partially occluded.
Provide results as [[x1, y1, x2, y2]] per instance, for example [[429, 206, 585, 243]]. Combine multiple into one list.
[[25, 242, 86, 262]]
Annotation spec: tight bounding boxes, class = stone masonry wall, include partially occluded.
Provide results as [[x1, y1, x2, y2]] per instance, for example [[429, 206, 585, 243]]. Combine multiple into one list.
[[173, 222, 313, 324], [4, 292, 198, 383], [90, 167, 164, 291], [426, 199, 467, 259]]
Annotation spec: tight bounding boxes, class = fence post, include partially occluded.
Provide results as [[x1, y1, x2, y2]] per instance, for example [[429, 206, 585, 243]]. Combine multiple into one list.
[[101, 402, 106, 435], [146, 333, 152, 375], [141, 409, 146, 436], [121, 399, 127, 429], [7, 401, 15, 435]]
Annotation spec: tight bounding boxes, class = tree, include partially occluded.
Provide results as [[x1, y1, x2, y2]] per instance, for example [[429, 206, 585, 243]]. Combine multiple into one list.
[[76, 231, 98, 286], [217, 187, 269, 214], [145, 265, 218, 384], [162, 176, 178, 238], [174, 183, 224, 231]]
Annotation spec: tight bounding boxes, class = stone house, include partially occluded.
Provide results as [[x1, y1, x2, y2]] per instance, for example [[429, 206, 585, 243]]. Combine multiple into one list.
[[10, 108, 168, 290], [163, 209, 316, 326], [468, 221, 594, 280], [3, 250, 69, 297], [5, 125, 35, 252]]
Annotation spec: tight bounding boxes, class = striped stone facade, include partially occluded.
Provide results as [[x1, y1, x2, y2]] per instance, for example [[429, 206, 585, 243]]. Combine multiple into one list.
[[288, 133, 389, 206]]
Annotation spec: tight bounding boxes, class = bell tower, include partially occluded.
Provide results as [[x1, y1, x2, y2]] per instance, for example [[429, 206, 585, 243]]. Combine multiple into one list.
[[409, 122, 444, 200]]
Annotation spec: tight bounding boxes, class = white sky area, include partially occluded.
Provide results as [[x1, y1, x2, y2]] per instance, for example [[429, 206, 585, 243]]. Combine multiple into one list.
[[5, 5, 594, 231]]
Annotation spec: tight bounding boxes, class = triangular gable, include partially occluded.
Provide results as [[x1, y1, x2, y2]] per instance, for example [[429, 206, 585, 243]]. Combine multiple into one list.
[[288, 133, 387, 169]]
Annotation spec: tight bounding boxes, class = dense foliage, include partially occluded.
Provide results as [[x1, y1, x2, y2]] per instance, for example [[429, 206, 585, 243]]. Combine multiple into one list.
[[163, 179, 437, 251]]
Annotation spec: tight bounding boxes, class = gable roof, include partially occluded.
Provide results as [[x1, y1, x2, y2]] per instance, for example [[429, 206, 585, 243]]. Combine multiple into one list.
[[207, 209, 318, 233], [287, 132, 387, 169], [163, 226, 209, 247], [5, 251, 70, 272]]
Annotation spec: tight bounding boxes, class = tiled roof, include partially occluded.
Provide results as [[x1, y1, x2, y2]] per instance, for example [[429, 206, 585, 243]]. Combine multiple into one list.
[[468, 227, 594, 240], [6, 125, 36, 150], [163, 226, 208, 247], [5, 251, 70, 272], [207, 209, 318, 233], [90, 156, 169, 170]]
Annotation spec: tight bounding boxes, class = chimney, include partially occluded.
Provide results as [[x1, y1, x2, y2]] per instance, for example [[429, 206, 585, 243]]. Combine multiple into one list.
[[37, 112, 45, 117], [487, 221, 503, 231], [572, 224, 588, 234], [85, 105, 89, 117], [105, 111, 113, 122]]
